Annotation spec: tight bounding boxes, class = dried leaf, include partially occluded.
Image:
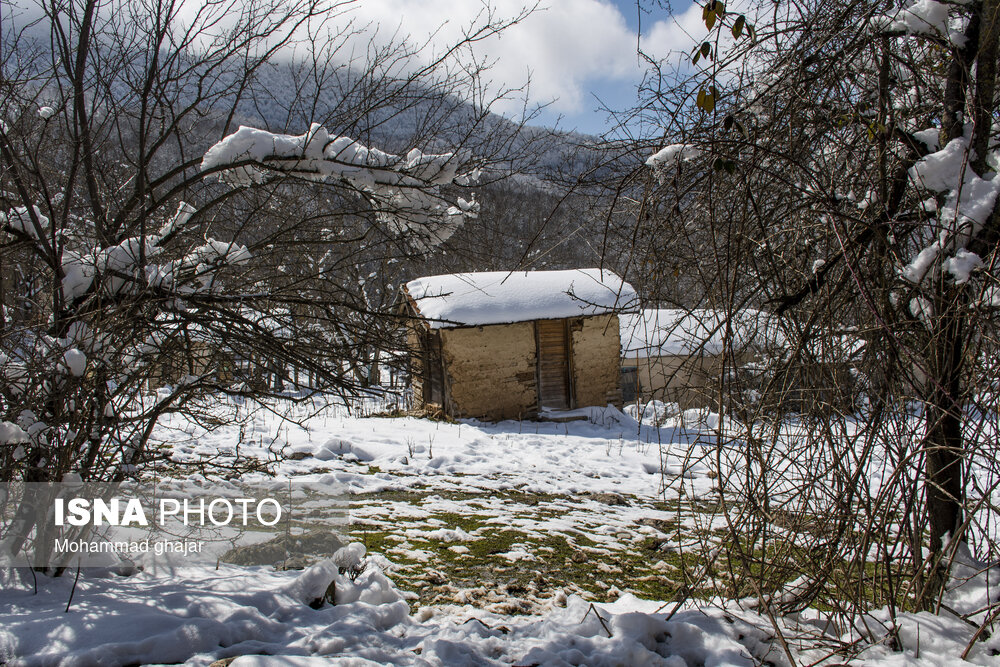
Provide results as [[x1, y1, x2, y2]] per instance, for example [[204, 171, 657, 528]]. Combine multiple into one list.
[[732, 15, 745, 39]]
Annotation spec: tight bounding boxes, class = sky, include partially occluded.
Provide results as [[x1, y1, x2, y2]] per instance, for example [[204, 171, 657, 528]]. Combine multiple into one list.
[[343, 0, 705, 135], [7, 0, 706, 136]]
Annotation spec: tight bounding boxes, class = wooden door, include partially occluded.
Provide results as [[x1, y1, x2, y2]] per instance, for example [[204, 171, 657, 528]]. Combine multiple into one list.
[[536, 320, 572, 410], [421, 331, 445, 406]]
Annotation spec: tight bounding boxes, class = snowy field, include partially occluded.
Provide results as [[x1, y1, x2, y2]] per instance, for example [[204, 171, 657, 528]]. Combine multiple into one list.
[[1, 396, 998, 665]]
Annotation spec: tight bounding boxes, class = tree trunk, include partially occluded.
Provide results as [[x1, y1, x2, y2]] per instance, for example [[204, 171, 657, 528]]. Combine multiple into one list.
[[917, 0, 998, 607], [920, 293, 966, 607]]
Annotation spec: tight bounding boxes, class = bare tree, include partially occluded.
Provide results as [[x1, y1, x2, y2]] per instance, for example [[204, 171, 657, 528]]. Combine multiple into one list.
[[612, 0, 1000, 646], [0, 0, 536, 557]]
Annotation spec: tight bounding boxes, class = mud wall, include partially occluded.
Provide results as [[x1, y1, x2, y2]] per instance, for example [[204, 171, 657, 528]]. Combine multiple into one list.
[[623, 353, 724, 410], [569, 314, 623, 409], [440, 322, 538, 420]]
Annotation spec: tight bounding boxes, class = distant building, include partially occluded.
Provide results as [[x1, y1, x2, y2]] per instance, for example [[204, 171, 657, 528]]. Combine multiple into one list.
[[402, 269, 638, 420], [619, 309, 783, 409]]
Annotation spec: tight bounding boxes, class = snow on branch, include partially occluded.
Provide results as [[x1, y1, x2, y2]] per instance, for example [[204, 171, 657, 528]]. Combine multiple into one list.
[[43, 200, 249, 302], [877, 0, 967, 46], [902, 132, 999, 284], [645, 144, 701, 185], [646, 144, 701, 169], [155, 201, 197, 243], [1, 206, 50, 240], [201, 124, 480, 249], [0, 421, 28, 446]]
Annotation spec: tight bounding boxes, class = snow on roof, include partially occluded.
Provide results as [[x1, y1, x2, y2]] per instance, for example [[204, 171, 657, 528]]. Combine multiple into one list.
[[405, 269, 638, 329], [621, 308, 785, 357]]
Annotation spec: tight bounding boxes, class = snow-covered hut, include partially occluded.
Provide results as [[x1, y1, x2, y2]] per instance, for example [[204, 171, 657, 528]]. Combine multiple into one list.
[[619, 309, 783, 408], [403, 269, 638, 420]]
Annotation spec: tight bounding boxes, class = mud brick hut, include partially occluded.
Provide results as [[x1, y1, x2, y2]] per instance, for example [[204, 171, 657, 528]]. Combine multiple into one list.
[[403, 269, 638, 420], [619, 309, 784, 409]]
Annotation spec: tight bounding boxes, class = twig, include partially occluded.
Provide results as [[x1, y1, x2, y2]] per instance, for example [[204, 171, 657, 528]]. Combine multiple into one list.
[[462, 616, 509, 633], [21, 544, 37, 595], [654, 548, 716, 621], [581, 602, 613, 637], [939, 602, 980, 630], [961, 603, 1000, 660], [65, 561, 81, 613]]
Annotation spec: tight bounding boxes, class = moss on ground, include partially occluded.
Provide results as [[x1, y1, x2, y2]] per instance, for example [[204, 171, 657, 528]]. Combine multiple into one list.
[[340, 489, 725, 611]]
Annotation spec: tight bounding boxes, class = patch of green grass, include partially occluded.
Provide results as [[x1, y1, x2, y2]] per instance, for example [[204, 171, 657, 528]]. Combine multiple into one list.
[[465, 529, 522, 559], [350, 489, 437, 503], [426, 511, 491, 533], [342, 487, 728, 609], [350, 528, 395, 555]]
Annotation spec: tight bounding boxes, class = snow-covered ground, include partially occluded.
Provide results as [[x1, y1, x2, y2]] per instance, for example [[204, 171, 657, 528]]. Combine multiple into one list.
[[154, 399, 723, 608], [1, 397, 998, 665], [0, 559, 776, 665]]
